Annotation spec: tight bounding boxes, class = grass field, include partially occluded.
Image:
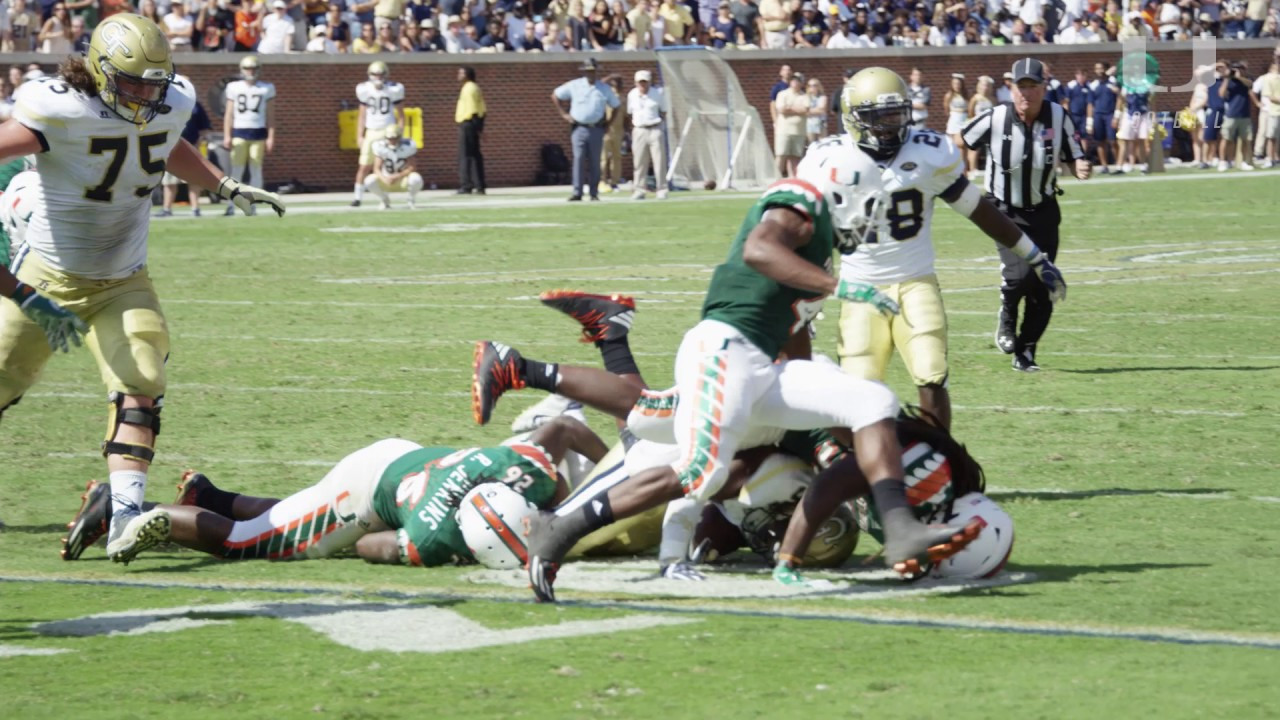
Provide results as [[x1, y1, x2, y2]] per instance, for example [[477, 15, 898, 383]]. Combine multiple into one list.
[[2, 171, 1279, 718]]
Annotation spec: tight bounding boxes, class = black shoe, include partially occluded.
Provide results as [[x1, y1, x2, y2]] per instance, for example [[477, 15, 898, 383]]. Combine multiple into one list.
[[1012, 349, 1040, 372], [350, 199, 361, 207], [471, 341, 525, 425], [175, 469, 214, 506], [568, 195, 582, 202], [62, 480, 111, 561], [476, 189, 486, 195], [455, 188, 472, 195], [589, 196, 601, 202], [539, 289, 636, 343], [995, 307, 1016, 354]]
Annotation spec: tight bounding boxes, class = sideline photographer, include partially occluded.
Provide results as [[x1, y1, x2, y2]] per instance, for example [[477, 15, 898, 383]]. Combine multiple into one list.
[[1215, 60, 1254, 171]]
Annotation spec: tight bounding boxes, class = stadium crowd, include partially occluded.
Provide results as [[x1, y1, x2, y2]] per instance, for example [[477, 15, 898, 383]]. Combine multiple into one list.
[[0, 0, 1276, 55]]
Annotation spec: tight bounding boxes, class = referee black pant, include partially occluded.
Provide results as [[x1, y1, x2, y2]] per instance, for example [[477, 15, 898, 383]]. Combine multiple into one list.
[[994, 197, 1061, 356], [458, 117, 486, 193]]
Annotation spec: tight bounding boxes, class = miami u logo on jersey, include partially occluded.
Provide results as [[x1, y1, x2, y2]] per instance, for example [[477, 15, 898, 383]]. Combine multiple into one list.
[[99, 22, 134, 59]]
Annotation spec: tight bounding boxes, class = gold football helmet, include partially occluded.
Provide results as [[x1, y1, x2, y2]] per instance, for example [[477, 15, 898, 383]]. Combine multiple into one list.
[[368, 60, 389, 88], [841, 67, 912, 159], [86, 14, 174, 126], [239, 55, 260, 82]]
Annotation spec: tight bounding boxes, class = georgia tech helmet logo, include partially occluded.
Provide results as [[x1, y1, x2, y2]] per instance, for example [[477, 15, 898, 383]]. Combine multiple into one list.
[[99, 22, 134, 59]]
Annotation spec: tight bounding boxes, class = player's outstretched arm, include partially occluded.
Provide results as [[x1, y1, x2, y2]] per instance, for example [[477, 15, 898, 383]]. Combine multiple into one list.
[[167, 139, 286, 217], [355, 531, 401, 564], [949, 185, 1067, 303], [742, 208, 838, 296]]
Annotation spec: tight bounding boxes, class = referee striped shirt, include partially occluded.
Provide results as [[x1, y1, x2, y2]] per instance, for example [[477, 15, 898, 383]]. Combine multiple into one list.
[[961, 100, 1085, 209]]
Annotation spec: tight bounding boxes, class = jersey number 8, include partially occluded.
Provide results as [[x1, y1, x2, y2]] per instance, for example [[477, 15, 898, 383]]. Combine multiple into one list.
[[84, 132, 168, 203]]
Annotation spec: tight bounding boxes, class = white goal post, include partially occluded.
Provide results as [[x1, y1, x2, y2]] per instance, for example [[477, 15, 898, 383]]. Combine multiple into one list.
[[655, 47, 776, 191]]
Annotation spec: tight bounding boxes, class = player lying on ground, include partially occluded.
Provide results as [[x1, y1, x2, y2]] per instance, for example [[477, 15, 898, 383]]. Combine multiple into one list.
[[61, 416, 606, 565], [476, 288, 1003, 579]]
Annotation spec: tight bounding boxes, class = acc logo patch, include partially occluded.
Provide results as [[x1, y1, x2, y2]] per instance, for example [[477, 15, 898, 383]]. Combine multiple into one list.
[[900, 162, 917, 171]]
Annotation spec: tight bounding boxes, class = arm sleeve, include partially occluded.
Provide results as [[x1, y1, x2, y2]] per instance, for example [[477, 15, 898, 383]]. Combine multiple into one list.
[[960, 108, 992, 150], [392, 83, 405, 103], [553, 80, 573, 101], [264, 83, 277, 101]]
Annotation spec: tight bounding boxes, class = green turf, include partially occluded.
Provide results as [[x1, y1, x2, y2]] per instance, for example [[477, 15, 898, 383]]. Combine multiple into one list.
[[2, 173, 1279, 717]]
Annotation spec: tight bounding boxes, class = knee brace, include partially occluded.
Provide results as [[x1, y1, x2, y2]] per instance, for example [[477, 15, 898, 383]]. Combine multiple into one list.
[[102, 392, 162, 464]]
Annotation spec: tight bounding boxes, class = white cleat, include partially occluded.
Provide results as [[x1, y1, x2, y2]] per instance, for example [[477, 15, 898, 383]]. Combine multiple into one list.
[[511, 393, 581, 434], [105, 509, 171, 565], [379, 199, 391, 210]]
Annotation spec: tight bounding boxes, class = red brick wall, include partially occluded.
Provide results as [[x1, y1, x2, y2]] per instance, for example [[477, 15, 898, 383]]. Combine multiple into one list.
[[114, 43, 1276, 191]]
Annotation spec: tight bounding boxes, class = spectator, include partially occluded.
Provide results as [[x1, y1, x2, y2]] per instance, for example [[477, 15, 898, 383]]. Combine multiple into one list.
[[138, 0, 161, 23], [305, 21, 334, 49], [160, 90, 213, 217], [768, 63, 791, 130], [11, 0, 41, 52], [1117, 10, 1153, 38], [608, 1, 629, 45], [374, 0, 405, 35], [324, 4, 351, 49], [1028, 17, 1049, 41], [759, 0, 789, 47], [628, 69, 668, 199], [826, 16, 857, 46], [1116, 82, 1152, 173], [543, 19, 571, 50], [65, 0, 96, 29], [1155, 0, 1179, 37], [37, 1, 72, 54], [586, 0, 613, 49], [514, 19, 542, 48], [1056, 13, 1088, 41], [626, 0, 653, 48], [456, 65, 486, 193], [944, 73, 969, 169], [659, 0, 693, 43], [566, 0, 590, 49], [478, 17, 503, 47], [1216, 61, 1253, 170], [927, 4, 954, 44], [1257, 61, 1280, 167], [793, 1, 827, 46], [1243, 0, 1267, 37], [552, 57, 620, 202], [1085, 13, 1106, 40], [956, 17, 984, 44], [707, 0, 742, 45], [804, 76, 826, 144], [233, 0, 264, 51], [996, 70, 1014, 102], [860, 17, 886, 45], [967, 75, 995, 175], [730, 0, 762, 46], [1087, 62, 1120, 173], [69, 13, 89, 52], [773, 71, 807, 177], [163, 0, 196, 51], [304, 0, 328, 26], [600, 74, 626, 193], [259, 0, 297, 50], [1220, 0, 1245, 38], [353, 19, 378, 50], [908, 67, 930, 127], [198, 0, 238, 51], [1252, 61, 1275, 164]]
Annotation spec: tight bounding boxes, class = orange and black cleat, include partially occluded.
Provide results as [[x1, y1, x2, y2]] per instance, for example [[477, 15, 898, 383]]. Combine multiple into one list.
[[62, 480, 111, 561], [175, 469, 213, 507], [539, 290, 636, 343], [471, 341, 526, 425], [890, 519, 985, 577]]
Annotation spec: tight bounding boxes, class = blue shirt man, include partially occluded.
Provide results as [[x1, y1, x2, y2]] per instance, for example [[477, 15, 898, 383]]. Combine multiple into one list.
[[552, 58, 621, 201]]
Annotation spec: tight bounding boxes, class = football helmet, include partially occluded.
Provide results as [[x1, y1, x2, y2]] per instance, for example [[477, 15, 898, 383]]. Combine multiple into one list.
[[930, 493, 1014, 579], [841, 67, 912, 159], [456, 483, 537, 570], [795, 135, 888, 253], [739, 502, 859, 568], [368, 60, 389, 88], [85, 14, 174, 126], [239, 55, 260, 82]]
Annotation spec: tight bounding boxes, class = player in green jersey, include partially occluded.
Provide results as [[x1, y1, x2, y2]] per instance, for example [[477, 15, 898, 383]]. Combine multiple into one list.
[[61, 416, 607, 565]]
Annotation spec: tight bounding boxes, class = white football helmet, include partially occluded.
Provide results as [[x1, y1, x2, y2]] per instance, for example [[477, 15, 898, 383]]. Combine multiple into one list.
[[931, 493, 1014, 579], [795, 135, 888, 254], [456, 483, 537, 570]]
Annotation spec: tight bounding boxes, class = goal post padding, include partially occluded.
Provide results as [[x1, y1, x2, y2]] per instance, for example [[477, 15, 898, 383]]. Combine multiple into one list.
[[655, 48, 776, 190]]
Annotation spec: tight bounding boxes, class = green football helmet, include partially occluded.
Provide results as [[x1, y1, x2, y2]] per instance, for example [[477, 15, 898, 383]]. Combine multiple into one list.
[[86, 14, 174, 126], [841, 67, 912, 159]]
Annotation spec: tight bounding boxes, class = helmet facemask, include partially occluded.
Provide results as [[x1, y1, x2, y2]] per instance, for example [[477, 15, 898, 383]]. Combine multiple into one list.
[[845, 102, 911, 159], [99, 59, 172, 126]]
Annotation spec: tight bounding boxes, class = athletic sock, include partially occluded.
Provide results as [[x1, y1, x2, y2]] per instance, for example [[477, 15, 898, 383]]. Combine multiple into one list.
[[522, 359, 560, 392], [108, 470, 148, 528], [197, 484, 242, 518], [353, 183, 364, 200], [596, 336, 640, 376], [869, 477, 921, 540], [552, 492, 614, 539]]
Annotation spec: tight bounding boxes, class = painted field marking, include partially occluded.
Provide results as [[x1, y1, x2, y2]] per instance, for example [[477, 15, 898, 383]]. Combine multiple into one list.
[[0, 645, 71, 658], [30, 599, 696, 655], [952, 404, 1247, 418], [5, 575, 1280, 652], [319, 222, 577, 233]]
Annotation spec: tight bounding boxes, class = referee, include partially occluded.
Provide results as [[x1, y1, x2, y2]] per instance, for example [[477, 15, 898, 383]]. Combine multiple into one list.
[[961, 57, 1090, 372]]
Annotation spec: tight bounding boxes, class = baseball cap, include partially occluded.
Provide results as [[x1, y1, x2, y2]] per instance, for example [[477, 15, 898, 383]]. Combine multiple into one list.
[[579, 57, 600, 71], [1011, 58, 1045, 84], [420, 17, 434, 27], [801, 1, 816, 10], [1002, 71, 1015, 80], [635, 69, 652, 82], [272, 0, 286, 9]]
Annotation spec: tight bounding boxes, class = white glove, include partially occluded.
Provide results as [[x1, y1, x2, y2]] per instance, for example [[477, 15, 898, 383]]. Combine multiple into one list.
[[216, 177, 286, 217]]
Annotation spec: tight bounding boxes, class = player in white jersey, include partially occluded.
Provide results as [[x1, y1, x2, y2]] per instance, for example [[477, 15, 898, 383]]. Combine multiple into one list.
[[363, 125, 423, 210], [0, 14, 285, 564], [352, 61, 405, 207], [221, 55, 276, 216], [827, 68, 1069, 430]]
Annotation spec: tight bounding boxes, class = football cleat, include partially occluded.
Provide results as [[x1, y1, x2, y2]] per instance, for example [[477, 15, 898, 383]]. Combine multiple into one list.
[[511, 393, 581, 434], [1012, 348, 1040, 372], [888, 519, 984, 578], [995, 307, 1016, 354], [539, 289, 636, 343], [106, 508, 172, 565], [525, 510, 579, 603], [174, 469, 213, 507], [472, 341, 525, 425], [62, 480, 112, 561], [660, 562, 706, 581]]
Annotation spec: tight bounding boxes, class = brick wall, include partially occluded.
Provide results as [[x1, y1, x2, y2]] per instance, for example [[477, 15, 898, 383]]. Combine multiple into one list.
[[22, 43, 1269, 190]]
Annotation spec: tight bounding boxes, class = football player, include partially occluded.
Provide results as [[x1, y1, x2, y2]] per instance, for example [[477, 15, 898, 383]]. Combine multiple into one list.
[[61, 415, 606, 565], [351, 61, 405, 207], [477, 148, 984, 604], [0, 14, 284, 563], [363, 124, 424, 210], [830, 68, 1068, 430], [221, 55, 277, 216]]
